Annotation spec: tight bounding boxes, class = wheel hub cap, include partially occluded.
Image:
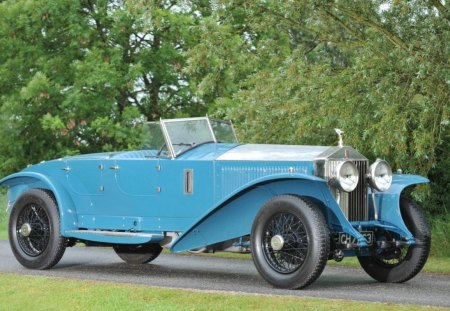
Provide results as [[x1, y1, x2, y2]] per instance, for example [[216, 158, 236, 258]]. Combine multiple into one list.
[[270, 235, 284, 251], [19, 223, 32, 237]]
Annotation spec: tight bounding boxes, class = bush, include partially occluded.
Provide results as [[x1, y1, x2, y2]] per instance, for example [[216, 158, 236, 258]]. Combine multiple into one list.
[[424, 150, 450, 216], [430, 214, 450, 258]]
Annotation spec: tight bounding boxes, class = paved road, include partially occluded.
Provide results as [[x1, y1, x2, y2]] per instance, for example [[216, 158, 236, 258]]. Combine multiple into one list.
[[0, 241, 449, 307]]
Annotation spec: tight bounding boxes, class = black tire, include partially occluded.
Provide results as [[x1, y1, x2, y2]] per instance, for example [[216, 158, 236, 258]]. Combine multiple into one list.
[[9, 189, 67, 269], [113, 243, 163, 264], [251, 195, 330, 289], [358, 197, 431, 283]]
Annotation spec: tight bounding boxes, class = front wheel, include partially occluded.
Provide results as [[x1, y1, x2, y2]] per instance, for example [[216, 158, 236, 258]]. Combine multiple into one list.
[[9, 189, 67, 269], [358, 197, 431, 283], [251, 195, 329, 289], [113, 243, 163, 264]]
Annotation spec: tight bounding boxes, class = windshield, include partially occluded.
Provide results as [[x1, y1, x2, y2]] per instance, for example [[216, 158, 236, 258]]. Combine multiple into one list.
[[141, 122, 169, 156], [163, 118, 215, 156], [210, 119, 238, 144], [142, 122, 165, 150], [146, 117, 239, 158]]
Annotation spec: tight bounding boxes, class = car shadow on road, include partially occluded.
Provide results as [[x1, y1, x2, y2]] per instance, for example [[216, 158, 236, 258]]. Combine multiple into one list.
[[50, 253, 378, 293]]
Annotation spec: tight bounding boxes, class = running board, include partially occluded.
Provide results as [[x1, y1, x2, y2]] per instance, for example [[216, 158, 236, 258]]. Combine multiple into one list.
[[65, 230, 165, 244]]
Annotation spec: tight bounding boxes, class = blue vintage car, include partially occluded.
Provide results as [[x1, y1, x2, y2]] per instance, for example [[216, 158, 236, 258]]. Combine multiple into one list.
[[0, 116, 431, 289]]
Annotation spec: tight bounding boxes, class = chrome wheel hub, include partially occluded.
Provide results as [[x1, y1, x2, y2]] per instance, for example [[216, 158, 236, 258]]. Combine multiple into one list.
[[19, 223, 32, 237], [270, 235, 284, 251]]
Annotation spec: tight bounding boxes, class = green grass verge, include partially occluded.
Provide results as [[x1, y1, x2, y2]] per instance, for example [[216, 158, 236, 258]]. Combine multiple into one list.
[[0, 273, 445, 311]]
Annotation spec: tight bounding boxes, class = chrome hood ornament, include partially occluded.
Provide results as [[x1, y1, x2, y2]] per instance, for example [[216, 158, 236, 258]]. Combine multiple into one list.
[[335, 129, 344, 147]]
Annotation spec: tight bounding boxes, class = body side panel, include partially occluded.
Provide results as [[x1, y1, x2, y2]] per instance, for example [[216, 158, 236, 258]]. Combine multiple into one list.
[[171, 173, 429, 252], [171, 176, 368, 252], [0, 149, 429, 247]]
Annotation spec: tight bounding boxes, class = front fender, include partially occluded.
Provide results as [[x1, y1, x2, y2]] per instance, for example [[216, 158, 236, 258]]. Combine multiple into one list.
[[384, 174, 429, 195], [0, 172, 78, 234], [373, 174, 429, 242], [171, 174, 361, 252]]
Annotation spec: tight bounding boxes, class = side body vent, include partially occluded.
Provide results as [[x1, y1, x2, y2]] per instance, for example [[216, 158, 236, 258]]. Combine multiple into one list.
[[184, 169, 194, 195]]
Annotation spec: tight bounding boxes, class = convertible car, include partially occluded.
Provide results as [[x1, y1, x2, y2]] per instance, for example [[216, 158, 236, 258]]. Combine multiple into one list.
[[0, 116, 431, 289]]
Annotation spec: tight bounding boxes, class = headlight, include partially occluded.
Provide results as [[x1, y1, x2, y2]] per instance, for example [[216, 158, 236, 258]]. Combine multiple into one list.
[[368, 159, 392, 192], [331, 161, 359, 192]]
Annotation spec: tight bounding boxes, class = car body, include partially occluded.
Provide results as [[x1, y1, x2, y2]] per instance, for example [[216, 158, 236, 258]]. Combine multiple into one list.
[[0, 116, 431, 289]]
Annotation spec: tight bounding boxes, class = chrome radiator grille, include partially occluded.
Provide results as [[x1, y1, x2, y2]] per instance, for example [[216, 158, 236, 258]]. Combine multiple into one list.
[[316, 156, 369, 221], [347, 160, 368, 221]]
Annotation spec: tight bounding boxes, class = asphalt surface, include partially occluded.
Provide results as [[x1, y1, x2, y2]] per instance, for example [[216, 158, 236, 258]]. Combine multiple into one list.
[[0, 241, 449, 307]]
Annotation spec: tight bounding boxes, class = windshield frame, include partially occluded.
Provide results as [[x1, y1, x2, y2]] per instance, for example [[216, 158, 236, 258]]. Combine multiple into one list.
[[159, 116, 238, 158]]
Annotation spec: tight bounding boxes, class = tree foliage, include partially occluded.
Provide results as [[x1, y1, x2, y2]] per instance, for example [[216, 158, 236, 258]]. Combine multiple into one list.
[[187, 0, 450, 214], [0, 0, 207, 173], [0, 0, 449, 214]]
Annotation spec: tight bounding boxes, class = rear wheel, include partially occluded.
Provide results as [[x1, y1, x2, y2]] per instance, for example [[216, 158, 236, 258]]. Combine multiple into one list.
[[251, 195, 329, 289], [358, 197, 431, 282], [9, 189, 66, 269], [113, 243, 163, 264]]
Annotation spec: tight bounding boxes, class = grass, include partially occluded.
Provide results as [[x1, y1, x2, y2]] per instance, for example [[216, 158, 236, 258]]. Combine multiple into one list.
[[0, 273, 446, 311]]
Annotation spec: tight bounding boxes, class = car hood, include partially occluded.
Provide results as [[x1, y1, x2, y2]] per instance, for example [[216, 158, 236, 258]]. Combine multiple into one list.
[[216, 144, 330, 162], [52, 144, 331, 162]]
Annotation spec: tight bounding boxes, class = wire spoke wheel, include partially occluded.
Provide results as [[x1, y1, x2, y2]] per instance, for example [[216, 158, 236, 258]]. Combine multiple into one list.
[[374, 246, 410, 268], [357, 197, 430, 283], [9, 189, 66, 269], [262, 212, 308, 274], [16, 203, 51, 257], [251, 195, 329, 289]]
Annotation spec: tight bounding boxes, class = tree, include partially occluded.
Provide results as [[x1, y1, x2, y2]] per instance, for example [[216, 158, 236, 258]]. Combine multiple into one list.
[[1, 0, 449, 215], [187, 0, 450, 214], [0, 0, 207, 175]]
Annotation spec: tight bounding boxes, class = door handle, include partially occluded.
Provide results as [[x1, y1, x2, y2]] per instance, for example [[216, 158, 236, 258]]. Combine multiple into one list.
[[109, 165, 119, 170]]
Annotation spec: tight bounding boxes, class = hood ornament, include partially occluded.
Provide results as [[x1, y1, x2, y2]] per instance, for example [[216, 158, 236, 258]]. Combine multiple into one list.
[[335, 129, 344, 147]]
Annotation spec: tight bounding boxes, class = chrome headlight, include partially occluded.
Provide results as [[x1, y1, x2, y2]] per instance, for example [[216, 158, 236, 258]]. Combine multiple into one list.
[[368, 159, 392, 192], [331, 161, 359, 192]]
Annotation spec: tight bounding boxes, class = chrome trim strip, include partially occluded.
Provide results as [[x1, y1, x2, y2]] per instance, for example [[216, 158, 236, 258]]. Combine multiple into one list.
[[205, 115, 217, 143], [65, 230, 164, 238], [160, 116, 208, 123], [6, 200, 13, 213], [159, 118, 176, 159], [229, 120, 239, 143]]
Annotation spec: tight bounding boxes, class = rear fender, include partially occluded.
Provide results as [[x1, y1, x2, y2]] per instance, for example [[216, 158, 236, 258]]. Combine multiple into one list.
[[0, 172, 78, 234], [171, 175, 361, 252]]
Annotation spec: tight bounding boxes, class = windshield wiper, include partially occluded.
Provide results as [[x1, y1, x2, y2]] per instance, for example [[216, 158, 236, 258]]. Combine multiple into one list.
[[175, 141, 215, 156]]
